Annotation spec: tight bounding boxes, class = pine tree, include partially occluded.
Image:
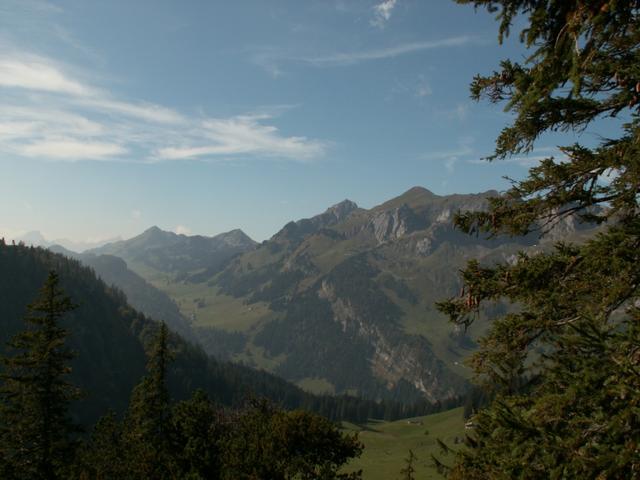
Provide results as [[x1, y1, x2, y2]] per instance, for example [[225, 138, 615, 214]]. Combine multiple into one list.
[[170, 389, 226, 479], [0, 271, 80, 480], [75, 411, 127, 479], [399, 449, 417, 480], [436, 1, 640, 478], [122, 323, 176, 478]]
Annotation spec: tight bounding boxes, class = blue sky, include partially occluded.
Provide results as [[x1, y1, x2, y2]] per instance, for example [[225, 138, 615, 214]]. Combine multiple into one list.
[[0, 0, 614, 244]]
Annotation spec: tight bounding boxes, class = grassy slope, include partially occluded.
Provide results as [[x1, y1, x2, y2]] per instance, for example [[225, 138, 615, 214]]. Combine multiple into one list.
[[344, 407, 465, 480], [296, 377, 336, 395]]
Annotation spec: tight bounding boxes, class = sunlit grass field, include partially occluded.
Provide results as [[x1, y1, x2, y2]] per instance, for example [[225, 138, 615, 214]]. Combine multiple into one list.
[[343, 407, 466, 480]]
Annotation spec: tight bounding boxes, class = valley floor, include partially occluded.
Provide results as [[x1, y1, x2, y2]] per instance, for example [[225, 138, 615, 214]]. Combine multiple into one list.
[[343, 407, 465, 480]]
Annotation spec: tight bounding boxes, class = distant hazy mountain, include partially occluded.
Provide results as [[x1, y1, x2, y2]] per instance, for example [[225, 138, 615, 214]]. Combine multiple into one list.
[[89, 226, 256, 280], [49, 240, 258, 360], [49, 244, 195, 341], [10, 230, 120, 252]]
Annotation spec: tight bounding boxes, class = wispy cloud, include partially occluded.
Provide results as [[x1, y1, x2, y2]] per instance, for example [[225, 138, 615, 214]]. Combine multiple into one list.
[[156, 115, 326, 162], [0, 53, 94, 95], [444, 156, 457, 174], [78, 97, 185, 124], [416, 80, 432, 98], [19, 139, 127, 160], [302, 36, 474, 67], [434, 103, 470, 122], [421, 145, 474, 162], [423, 137, 476, 175], [174, 225, 191, 235], [0, 51, 327, 163], [467, 147, 565, 167], [371, 0, 398, 28], [252, 35, 477, 75], [389, 74, 432, 100]]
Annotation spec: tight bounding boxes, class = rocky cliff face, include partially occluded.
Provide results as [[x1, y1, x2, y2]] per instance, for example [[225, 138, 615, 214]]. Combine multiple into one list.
[[368, 204, 426, 244], [274, 199, 359, 244], [318, 279, 463, 401]]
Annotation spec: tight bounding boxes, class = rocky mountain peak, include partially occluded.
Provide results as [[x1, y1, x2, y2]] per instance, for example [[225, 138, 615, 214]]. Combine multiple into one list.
[[215, 229, 257, 248], [141, 225, 168, 237], [136, 225, 177, 245], [403, 186, 436, 197], [326, 199, 358, 220], [272, 199, 359, 242], [374, 186, 438, 212]]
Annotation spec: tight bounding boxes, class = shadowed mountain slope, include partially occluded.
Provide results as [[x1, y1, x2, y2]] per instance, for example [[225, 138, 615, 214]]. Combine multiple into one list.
[[0, 242, 430, 427]]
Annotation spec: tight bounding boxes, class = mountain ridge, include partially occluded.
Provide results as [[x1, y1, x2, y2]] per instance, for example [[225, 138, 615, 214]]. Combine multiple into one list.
[[89, 226, 257, 280]]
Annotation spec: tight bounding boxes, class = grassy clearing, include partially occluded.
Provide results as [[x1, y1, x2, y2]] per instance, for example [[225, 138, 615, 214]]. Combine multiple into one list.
[[296, 377, 336, 395], [343, 407, 465, 480], [232, 343, 286, 371], [160, 280, 270, 332]]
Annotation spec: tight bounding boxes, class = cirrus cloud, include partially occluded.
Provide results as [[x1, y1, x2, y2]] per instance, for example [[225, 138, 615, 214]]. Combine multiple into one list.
[[18, 139, 126, 160], [0, 54, 94, 96], [252, 35, 477, 76], [156, 115, 326, 162], [0, 50, 327, 163]]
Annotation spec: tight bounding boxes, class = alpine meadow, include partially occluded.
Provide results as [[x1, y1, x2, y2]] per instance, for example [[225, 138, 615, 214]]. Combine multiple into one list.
[[0, 0, 638, 479]]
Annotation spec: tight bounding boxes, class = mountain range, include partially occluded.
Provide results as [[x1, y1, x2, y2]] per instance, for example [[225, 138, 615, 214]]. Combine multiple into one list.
[[48, 186, 594, 404], [88, 227, 256, 281]]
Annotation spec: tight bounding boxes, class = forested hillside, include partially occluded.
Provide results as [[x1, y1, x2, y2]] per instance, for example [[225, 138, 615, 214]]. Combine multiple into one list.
[[0, 267, 366, 479]]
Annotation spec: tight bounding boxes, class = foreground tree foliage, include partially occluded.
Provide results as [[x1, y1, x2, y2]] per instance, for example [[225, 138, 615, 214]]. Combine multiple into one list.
[[0, 272, 81, 480], [122, 323, 176, 477], [222, 398, 362, 480], [0, 273, 363, 479], [437, 0, 640, 478], [75, 322, 363, 479]]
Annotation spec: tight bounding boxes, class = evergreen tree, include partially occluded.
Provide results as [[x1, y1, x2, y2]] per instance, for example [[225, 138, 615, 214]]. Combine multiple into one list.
[[170, 389, 226, 479], [74, 411, 127, 479], [222, 398, 363, 480], [399, 449, 417, 480], [122, 323, 176, 478], [436, 1, 640, 478], [0, 271, 80, 480]]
